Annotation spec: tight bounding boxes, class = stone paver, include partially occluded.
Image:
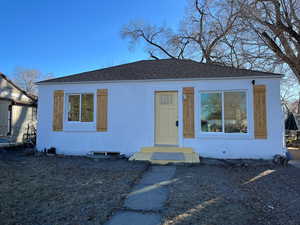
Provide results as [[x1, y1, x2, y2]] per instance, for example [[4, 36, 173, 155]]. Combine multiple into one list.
[[105, 166, 176, 225], [124, 184, 168, 210], [139, 166, 176, 185], [124, 166, 176, 211], [105, 211, 161, 225]]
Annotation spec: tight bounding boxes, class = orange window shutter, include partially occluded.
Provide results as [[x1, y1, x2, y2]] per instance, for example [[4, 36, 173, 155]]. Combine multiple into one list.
[[253, 85, 267, 139], [183, 87, 195, 138], [53, 90, 64, 131], [97, 89, 108, 132]]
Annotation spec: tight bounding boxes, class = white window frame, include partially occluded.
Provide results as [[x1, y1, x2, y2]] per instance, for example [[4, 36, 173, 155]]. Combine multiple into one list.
[[66, 93, 95, 123], [199, 90, 249, 136]]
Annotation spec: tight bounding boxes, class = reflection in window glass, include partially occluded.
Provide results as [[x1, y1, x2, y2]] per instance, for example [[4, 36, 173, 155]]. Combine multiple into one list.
[[224, 92, 247, 133], [81, 94, 94, 122], [68, 95, 80, 121], [201, 93, 222, 132]]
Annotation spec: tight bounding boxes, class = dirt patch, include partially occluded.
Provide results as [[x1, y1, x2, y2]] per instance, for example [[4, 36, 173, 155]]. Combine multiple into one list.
[[163, 164, 300, 225], [0, 150, 148, 225]]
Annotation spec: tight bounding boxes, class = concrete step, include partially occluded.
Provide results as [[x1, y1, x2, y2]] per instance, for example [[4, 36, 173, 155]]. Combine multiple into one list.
[[129, 149, 200, 164], [288, 148, 300, 160], [140, 146, 194, 153]]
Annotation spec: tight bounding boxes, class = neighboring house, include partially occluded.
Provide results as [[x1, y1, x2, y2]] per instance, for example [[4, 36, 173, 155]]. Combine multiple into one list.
[[294, 101, 300, 131], [0, 73, 37, 142], [37, 59, 284, 160], [295, 115, 300, 131]]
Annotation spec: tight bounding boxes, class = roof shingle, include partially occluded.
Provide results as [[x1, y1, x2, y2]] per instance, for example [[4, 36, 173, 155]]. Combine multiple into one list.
[[37, 59, 282, 84]]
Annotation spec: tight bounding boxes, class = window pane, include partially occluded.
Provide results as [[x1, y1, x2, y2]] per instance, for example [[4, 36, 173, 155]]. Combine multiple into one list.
[[224, 92, 247, 133], [201, 93, 222, 132], [68, 95, 80, 121], [81, 94, 94, 122], [160, 94, 173, 105]]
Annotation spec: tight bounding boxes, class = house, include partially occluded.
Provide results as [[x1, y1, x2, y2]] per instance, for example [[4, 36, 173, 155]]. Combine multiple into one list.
[[295, 114, 300, 131], [293, 100, 300, 131], [36, 59, 284, 162], [0, 73, 37, 143]]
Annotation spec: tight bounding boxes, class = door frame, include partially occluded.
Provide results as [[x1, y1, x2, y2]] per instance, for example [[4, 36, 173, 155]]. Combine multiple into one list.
[[154, 90, 179, 146]]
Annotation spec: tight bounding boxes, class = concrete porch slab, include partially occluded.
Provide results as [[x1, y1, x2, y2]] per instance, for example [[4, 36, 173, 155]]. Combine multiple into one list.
[[151, 152, 185, 161], [141, 146, 193, 153], [288, 147, 300, 160], [129, 147, 200, 164]]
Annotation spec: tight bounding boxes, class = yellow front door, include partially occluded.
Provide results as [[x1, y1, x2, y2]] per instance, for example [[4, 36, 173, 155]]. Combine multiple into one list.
[[155, 91, 178, 145]]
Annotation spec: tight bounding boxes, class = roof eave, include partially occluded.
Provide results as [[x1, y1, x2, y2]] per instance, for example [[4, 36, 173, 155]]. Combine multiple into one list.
[[0, 73, 37, 101], [36, 74, 283, 86]]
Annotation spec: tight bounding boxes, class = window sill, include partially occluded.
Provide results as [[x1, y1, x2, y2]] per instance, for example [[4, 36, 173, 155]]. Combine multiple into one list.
[[63, 129, 97, 132], [65, 121, 95, 124], [63, 121, 96, 132], [197, 133, 253, 140]]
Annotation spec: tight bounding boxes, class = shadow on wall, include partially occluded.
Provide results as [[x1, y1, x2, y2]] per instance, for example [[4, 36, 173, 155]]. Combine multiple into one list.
[[11, 105, 36, 142]]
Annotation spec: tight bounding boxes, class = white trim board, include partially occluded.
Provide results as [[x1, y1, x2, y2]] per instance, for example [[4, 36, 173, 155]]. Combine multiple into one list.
[[37, 75, 282, 86]]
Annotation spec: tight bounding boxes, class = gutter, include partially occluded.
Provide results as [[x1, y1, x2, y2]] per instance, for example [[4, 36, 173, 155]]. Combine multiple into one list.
[[0, 97, 37, 107], [36, 75, 283, 86]]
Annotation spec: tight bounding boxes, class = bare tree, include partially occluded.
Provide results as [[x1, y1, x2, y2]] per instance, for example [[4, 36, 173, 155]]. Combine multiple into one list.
[[13, 67, 53, 95], [121, 0, 239, 64], [121, 22, 182, 60], [281, 71, 300, 112], [236, 0, 300, 81], [121, 0, 300, 87]]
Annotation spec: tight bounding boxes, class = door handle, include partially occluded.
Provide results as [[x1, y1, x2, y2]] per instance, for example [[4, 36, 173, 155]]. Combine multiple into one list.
[[176, 120, 179, 127]]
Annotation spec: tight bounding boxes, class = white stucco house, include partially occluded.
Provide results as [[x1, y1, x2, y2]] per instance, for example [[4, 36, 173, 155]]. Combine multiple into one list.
[[37, 59, 284, 162]]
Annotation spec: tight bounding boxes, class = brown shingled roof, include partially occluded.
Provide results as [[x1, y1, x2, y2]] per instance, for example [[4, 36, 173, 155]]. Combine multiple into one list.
[[37, 59, 282, 84]]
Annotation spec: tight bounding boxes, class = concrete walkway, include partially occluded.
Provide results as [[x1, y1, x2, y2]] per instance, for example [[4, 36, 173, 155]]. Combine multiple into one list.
[[289, 160, 300, 168], [105, 166, 176, 225]]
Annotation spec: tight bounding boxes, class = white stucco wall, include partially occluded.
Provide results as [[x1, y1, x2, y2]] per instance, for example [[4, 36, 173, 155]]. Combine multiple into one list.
[[37, 77, 283, 159]]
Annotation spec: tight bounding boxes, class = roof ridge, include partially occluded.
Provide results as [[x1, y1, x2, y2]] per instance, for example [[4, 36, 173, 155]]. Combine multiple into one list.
[[201, 61, 282, 76], [172, 59, 283, 76]]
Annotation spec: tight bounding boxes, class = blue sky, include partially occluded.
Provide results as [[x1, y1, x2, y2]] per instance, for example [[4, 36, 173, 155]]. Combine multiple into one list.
[[0, 0, 186, 78]]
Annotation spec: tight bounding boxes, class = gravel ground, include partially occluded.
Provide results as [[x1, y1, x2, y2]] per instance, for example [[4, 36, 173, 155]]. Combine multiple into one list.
[[0, 149, 148, 225], [163, 163, 300, 225]]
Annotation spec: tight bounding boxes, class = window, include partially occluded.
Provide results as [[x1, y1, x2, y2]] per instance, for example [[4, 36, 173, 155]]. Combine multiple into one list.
[[68, 95, 80, 121], [160, 94, 173, 105], [67, 94, 94, 122], [224, 92, 247, 133], [201, 91, 247, 133], [81, 94, 94, 122], [32, 107, 37, 121], [201, 93, 222, 132]]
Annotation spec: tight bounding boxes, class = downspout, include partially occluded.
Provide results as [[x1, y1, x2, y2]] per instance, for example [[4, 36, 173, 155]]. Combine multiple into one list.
[[7, 104, 12, 136], [282, 104, 287, 155]]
